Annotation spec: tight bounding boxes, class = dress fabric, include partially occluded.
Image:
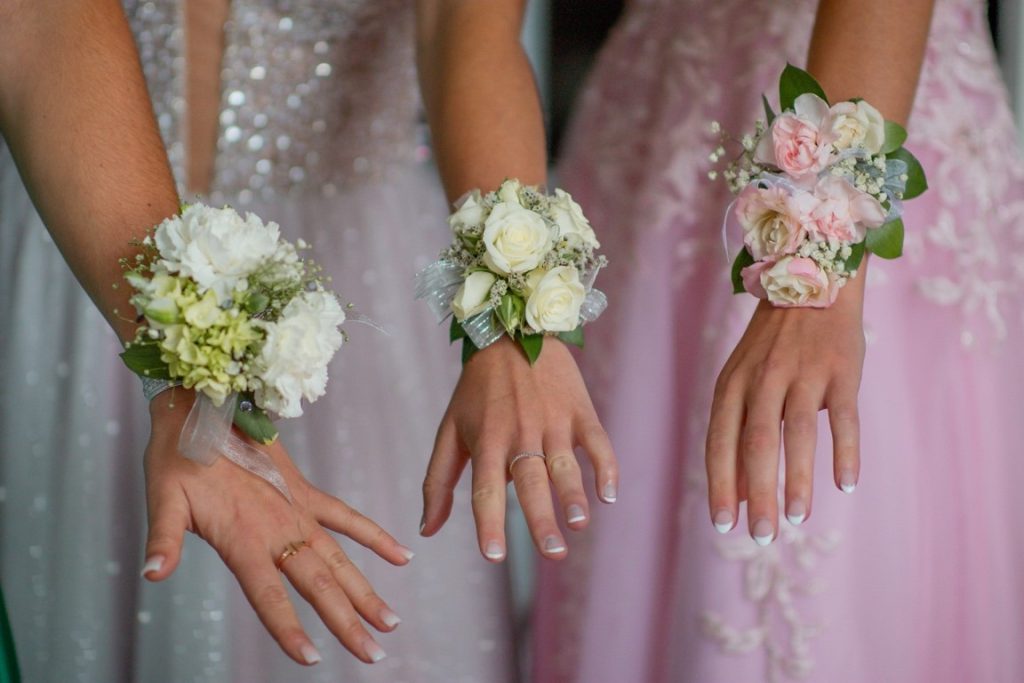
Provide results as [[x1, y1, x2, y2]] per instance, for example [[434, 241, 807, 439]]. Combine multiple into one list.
[[532, 0, 1024, 681], [0, 2, 517, 682]]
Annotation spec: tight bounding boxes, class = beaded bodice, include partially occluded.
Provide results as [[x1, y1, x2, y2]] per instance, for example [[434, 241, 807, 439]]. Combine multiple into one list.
[[126, 0, 422, 203]]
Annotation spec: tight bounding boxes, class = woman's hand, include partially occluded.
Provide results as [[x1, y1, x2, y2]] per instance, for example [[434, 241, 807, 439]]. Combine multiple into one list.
[[706, 284, 866, 544], [420, 337, 617, 561], [141, 392, 412, 666]]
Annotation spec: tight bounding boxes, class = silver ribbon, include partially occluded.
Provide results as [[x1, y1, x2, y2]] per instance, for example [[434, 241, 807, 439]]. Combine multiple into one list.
[[179, 392, 291, 500], [414, 259, 608, 349]]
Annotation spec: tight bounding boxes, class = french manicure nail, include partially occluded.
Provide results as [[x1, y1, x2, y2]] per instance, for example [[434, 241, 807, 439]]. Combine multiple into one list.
[[300, 642, 322, 665], [398, 546, 415, 561], [839, 471, 857, 494], [484, 541, 505, 560], [364, 639, 387, 663], [566, 504, 587, 524], [543, 536, 567, 554], [786, 500, 807, 526], [712, 509, 734, 534], [140, 555, 164, 577], [751, 519, 775, 546], [601, 482, 617, 503], [380, 608, 401, 628], [418, 517, 426, 535]]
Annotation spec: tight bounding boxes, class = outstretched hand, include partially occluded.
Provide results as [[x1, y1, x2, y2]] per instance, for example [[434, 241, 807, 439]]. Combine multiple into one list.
[[141, 392, 412, 665], [420, 337, 617, 561], [706, 286, 866, 544]]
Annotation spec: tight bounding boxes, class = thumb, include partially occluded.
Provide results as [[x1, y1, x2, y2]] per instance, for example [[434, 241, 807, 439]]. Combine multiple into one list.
[[142, 483, 190, 581]]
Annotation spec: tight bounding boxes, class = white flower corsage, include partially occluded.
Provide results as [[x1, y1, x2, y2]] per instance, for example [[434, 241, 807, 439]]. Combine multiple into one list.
[[711, 64, 928, 307], [416, 179, 607, 364], [120, 203, 347, 450]]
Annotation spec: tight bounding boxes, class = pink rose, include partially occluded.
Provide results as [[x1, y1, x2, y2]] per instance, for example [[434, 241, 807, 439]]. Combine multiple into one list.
[[735, 183, 816, 260], [807, 176, 887, 243], [742, 256, 840, 308], [756, 93, 834, 179]]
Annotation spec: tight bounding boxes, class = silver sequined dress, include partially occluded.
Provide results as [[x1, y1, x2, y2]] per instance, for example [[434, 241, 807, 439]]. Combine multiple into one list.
[[0, 2, 517, 681]]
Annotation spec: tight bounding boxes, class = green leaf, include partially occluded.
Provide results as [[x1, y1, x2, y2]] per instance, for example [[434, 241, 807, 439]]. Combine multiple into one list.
[[120, 341, 172, 379], [881, 121, 908, 155], [449, 316, 467, 343], [460, 338, 479, 365], [762, 94, 776, 125], [557, 326, 585, 349], [244, 292, 270, 314], [233, 395, 279, 444], [519, 333, 544, 365], [865, 218, 904, 259], [887, 147, 928, 200], [495, 293, 524, 336], [779, 63, 828, 111], [730, 247, 756, 295], [845, 240, 866, 272]]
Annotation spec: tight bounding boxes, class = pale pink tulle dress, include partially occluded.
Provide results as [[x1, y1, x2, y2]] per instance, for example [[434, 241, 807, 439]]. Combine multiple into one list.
[[533, 0, 1024, 681]]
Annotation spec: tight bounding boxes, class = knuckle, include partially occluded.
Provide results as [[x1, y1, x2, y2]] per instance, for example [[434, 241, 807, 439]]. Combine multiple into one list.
[[743, 425, 777, 455], [471, 485, 501, 505], [340, 618, 367, 642], [518, 470, 550, 490], [581, 424, 610, 447], [257, 583, 291, 608], [784, 412, 817, 437], [311, 572, 335, 595], [546, 453, 578, 475], [326, 550, 353, 573]]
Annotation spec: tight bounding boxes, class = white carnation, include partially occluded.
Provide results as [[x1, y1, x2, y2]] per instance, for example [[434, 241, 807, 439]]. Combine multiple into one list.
[[253, 290, 346, 418], [154, 204, 281, 304]]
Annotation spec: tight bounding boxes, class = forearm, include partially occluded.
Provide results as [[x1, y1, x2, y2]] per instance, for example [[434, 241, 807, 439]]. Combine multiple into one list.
[[415, 0, 547, 201], [0, 0, 180, 342], [807, 0, 935, 125]]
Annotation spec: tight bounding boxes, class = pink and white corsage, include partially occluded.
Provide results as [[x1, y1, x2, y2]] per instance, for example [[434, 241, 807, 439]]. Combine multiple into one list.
[[710, 64, 928, 308]]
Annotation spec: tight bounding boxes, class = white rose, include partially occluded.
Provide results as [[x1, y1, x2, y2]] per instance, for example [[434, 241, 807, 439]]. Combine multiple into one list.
[[448, 190, 486, 231], [451, 271, 497, 321], [154, 204, 281, 303], [254, 291, 346, 418], [497, 178, 524, 205], [549, 189, 600, 249], [829, 100, 885, 154], [525, 266, 586, 332], [482, 202, 553, 274]]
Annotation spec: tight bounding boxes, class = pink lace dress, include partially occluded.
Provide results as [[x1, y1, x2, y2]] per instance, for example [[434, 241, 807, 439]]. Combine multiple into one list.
[[533, 1, 1024, 681]]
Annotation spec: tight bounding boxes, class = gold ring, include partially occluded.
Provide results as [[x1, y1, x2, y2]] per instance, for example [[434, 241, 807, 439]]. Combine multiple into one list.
[[274, 541, 309, 571], [508, 451, 546, 475]]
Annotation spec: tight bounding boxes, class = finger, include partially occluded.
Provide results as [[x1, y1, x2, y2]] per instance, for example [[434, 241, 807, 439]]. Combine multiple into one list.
[[576, 419, 618, 504], [511, 454, 567, 559], [308, 531, 401, 634], [281, 544, 386, 664], [230, 554, 322, 666], [312, 490, 413, 566], [782, 385, 822, 526], [736, 451, 749, 504], [471, 445, 508, 562], [142, 482, 190, 581], [421, 416, 468, 537], [742, 382, 786, 546], [706, 373, 744, 533], [827, 377, 861, 494], [543, 435, 589, 530]]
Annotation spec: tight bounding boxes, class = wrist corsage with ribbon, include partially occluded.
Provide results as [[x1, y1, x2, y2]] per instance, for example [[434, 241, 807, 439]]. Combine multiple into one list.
[[711, 64, 927, 307], [119, 204, 347, 495], [415, 179, 608, 364]]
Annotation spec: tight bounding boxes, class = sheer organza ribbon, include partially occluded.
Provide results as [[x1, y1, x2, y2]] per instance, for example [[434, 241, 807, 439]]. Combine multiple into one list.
[[414, 260, 608, 349], [179, 393, 292, 500]]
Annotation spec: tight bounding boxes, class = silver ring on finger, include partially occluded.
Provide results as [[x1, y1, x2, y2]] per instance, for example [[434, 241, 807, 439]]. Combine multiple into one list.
[[508, 451, 546, 476]]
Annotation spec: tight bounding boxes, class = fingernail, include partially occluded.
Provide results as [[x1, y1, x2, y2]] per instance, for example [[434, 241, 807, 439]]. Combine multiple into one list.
[[839, 470, 857, 494], [141, 555, 164, 577], [786, 500, 807, 526], [484, 541, 505, 560], [601, 482, 617, 503], [398, 545, 415, 561], [380, 608, 401, 628], [300, 642, 322, 665], [543, 536, 567, 554], [364, 639, 387, 663], [712, 509, 734, 534], [566, 504, 587, 524], [751, 519, 775, 546], [418, 516, 426, 535]]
